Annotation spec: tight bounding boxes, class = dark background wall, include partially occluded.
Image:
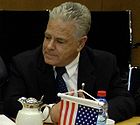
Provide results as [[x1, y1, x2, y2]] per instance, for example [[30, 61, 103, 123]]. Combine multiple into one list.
[[0, 0, 140, 66]]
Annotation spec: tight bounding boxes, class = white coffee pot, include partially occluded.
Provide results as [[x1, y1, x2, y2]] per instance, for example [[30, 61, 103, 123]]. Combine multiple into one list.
[[16, 96, 48, 125]]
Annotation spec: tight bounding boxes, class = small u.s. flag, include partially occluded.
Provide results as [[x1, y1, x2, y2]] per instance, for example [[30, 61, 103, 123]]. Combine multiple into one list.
[[59, 99, 99, 125]]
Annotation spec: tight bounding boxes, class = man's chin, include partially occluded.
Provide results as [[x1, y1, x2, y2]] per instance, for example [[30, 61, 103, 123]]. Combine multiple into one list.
[[45, 59, 58, 66]]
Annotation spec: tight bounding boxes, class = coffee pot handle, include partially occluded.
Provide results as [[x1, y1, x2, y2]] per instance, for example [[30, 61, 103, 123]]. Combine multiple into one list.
[[40, 104, 50, 121]]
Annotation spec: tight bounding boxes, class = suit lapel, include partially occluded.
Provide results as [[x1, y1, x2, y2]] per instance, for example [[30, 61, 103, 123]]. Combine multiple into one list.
[[78, 48, 97, 96], [37, 50, 57, 103]]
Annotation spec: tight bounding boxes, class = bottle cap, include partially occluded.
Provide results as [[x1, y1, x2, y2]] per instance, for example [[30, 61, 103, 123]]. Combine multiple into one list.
[[97, 90, 106, 97]]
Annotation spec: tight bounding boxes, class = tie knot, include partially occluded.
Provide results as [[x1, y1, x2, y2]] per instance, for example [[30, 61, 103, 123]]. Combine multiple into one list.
[[55, 67, 66, 76]]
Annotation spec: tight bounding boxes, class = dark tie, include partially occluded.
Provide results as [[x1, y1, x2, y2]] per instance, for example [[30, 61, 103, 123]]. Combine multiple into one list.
[[55, 67, 68, 93]]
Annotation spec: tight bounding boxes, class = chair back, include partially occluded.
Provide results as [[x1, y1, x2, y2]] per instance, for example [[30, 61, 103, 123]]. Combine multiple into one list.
[[128, 66, 140, 115]]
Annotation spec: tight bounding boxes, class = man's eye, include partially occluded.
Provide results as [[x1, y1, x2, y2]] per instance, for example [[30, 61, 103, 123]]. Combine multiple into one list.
[[57, 40, 64, 44], [45, 36, 51, 40], [56, 39, 65, 44]]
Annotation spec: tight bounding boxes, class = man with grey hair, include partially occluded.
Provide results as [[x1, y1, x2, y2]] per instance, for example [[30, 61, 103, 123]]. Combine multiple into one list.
[[4, 1, 135, 124]]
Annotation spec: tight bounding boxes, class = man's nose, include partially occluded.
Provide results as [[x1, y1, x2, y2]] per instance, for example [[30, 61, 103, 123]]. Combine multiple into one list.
[[47, 39, 55, 49]]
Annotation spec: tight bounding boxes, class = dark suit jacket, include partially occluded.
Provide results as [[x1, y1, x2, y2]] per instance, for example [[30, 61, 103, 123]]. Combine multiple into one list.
[[135, 88, 140, 115], [4, 46, 135, 122]]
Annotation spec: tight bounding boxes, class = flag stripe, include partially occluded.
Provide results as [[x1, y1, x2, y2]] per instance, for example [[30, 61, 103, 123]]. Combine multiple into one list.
[[71, 103, 78, 124], [59, 100, 64, 125], [66, 101, 72, 125], [63, 100, 69, 125], [68, 102, 75, 125]]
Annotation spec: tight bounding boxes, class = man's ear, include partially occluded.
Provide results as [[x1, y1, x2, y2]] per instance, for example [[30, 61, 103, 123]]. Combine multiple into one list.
[[77, 36, 88, 52]]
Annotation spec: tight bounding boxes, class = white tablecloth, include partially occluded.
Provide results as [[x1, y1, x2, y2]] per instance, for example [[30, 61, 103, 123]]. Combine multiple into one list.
[[0, 114, 15, 125]]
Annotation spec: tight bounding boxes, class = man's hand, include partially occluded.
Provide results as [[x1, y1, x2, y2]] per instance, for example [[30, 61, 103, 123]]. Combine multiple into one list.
[[50, 101, 61, 123]]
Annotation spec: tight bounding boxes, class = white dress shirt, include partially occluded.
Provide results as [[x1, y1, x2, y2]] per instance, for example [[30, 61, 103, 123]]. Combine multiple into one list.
[[54, 53, 80, 93]]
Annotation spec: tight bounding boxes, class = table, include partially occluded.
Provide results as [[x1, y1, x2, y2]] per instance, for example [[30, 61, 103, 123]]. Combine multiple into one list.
[[116, 117, 140, 125], [44, 117, 140, 125], [1, 114, 139, 125]]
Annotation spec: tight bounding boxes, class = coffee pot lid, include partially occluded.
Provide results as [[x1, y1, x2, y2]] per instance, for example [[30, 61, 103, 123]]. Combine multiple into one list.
[[18, 97, 43, 108]]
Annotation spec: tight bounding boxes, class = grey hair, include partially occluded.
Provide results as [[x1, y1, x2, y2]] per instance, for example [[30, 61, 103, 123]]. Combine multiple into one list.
[[49, 2, 91, 38]]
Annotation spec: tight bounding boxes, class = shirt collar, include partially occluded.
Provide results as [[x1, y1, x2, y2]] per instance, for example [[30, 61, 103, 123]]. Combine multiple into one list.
[[53, 53, 80, 77], [65, 53, 80, 78]]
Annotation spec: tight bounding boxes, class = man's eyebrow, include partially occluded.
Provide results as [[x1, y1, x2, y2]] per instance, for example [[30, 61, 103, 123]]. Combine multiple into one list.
[[44, 32, 67, 41], [44, 32, 49, 35], [56, 37, 65, 40]]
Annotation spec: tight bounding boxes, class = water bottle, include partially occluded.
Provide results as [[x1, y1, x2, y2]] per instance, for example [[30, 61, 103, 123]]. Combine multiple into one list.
[[96, 90, 108, 125]]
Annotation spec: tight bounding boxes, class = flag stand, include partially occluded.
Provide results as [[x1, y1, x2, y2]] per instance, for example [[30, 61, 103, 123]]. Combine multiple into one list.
[[57, 89, 104, 109]]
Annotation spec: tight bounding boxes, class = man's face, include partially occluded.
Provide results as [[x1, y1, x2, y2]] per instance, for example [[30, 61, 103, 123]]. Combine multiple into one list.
[[43, 19, 87, 67]]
